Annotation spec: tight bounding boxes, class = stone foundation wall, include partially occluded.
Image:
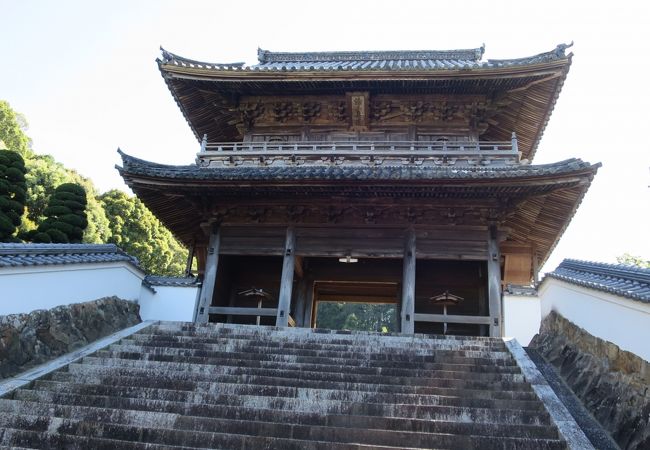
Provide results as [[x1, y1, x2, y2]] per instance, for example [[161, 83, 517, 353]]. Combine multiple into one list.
[[0, 297, 141, 379], [530, 311, 649, 450]]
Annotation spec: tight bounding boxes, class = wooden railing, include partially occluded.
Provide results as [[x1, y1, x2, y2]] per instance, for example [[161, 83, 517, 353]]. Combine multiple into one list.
[[197, 133, 520, 167]]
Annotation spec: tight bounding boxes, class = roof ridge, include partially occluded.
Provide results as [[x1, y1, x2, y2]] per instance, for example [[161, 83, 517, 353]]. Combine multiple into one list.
[[257, 47, 485, 64]]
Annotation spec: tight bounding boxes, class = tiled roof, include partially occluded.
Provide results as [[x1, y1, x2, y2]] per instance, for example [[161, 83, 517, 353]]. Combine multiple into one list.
[[159, 43, 572, 73], [118, 152, 597, 182], [545, 259, 650, 303], [144, 275, 200, 287], [0, 244, 141, 269]]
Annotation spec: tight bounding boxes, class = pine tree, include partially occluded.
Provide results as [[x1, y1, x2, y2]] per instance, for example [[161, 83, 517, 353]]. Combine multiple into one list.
[[0, 150, 27, 242], [32, 183, 87, 243]]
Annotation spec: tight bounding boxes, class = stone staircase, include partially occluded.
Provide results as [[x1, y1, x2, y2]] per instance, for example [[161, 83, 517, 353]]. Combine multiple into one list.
[[0, 322, 572, 449]]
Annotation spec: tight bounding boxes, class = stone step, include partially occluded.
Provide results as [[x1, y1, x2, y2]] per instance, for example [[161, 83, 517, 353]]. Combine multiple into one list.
[[143, 323, 506, 345], [10, 388, 551, 425], [110, 341, 517, 367], [100, 344, 521, 374], [29, 379, 546, 412], [0, 398, 560, 440], [49, 370, 540, 402], [62, 360, 533, 393], [82, 354, 527, 383], [130, 329, 507, 355], [0, 412, 567, 450], [134, 329, 509, 353]]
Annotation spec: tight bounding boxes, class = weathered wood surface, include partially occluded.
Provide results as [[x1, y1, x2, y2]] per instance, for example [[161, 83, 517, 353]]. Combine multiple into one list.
[[208, 307, 278, 316], [401, 228, 416, 334], [413, 313, 492, 325], [195, 225, 220, 323], [487, 225, 502, 337], [276, 227, 296, 327]]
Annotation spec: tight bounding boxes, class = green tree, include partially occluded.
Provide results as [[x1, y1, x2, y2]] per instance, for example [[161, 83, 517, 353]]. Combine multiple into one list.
[[32, 183, 87, 243], [0, 101, 32, 158], [100, 189, 186, 276], [616, 253, 650, 269], [0, 150, 27, 242], [316, 302, 397, 332], [22, 155, 110, 243]]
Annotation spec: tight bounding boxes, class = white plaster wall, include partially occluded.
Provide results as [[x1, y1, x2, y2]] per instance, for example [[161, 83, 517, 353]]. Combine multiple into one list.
[[138, 285, 199, 322], [539, 278, 650, 362], [0, 263, 144, 316], [503, 294, 541, 346]]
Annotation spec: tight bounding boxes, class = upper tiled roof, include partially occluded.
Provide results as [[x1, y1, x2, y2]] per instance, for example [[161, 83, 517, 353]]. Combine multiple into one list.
[[159, 43, 572, 73], [0, 244, 141, 269], [545, 259, 650, 303]]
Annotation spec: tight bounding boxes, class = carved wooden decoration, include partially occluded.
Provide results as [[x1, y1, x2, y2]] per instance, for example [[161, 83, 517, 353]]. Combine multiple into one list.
[[237, 93, 506, 137], [347, 92, 369, 131]]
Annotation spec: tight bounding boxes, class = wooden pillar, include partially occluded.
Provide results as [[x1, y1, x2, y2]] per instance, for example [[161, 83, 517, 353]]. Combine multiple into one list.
[[276, 226, 295, 327], [532, 245, 540, 285], [184, 239, 195, 277], [400, 227, 416, 334], [487, 225, 502, 337], [303, 277, 315, 328], [195, 225, 220, 324], [294, 277, 308, 327]]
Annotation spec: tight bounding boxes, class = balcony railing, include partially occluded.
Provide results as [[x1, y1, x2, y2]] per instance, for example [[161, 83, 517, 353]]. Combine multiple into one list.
[[197, 133, 520, 168]]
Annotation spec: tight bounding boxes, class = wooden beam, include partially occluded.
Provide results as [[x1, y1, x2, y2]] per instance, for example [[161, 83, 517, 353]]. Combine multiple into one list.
[[414, 313, 492, 325], [195, 225, 220, 323], [208, 307, 277, 316], [276, 226, 295, 327], [401, 227, 416, 334], [487, 225, 502, 337]]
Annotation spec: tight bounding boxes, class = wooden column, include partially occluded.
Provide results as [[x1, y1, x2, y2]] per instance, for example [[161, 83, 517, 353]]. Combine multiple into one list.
[[294, 277, 308, 327], [303, 277, 315, 328], [276, 226, 295, 327], [532, 245, 540, 285], [184, 239, 195, 277], [401, 227, 416, 334], [487, 225, 502, 337], [195, 225, 220, 324]]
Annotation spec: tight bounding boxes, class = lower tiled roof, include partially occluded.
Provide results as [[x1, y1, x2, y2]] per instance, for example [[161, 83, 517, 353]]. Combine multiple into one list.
[[144, 275, 200, 287], [118, 153, 597, 182], [545, 259, 650, 303], [0, 244, 140, 269]]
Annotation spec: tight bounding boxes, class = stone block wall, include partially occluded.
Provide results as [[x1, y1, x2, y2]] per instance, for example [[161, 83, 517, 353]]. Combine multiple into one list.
[[0, 297, 140, 379], [530, 311, 649, 450]]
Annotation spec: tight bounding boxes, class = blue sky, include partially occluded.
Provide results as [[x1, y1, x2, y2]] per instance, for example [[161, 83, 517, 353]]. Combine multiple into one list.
[[1, 0, 649, 270]]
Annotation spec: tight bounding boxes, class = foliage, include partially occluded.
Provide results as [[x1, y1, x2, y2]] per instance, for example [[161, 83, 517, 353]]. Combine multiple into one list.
[[22, 155, 111, 244], [32, 183, 88, 243], [0, 150, 27, 242], [100, 189, 186, 276], [616, 253, 650, 269], [0, 101, 32, 158], [316, 302, 397, 332]]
